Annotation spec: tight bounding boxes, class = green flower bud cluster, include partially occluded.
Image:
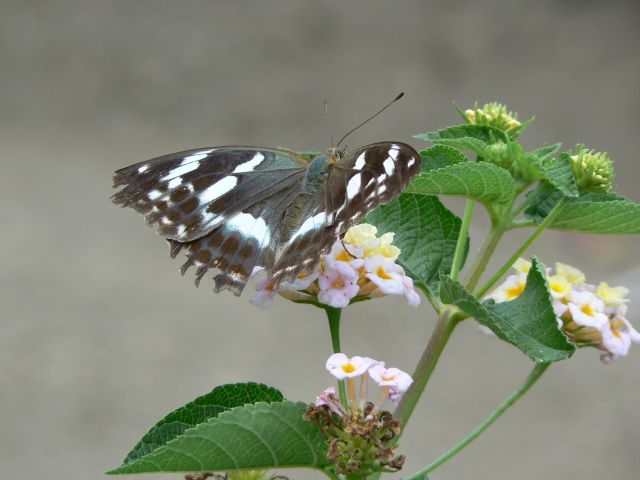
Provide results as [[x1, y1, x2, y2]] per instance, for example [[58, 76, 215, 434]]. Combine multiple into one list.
[[570, 144, 614, 193], [483, 140, 542, 183], [465, 101, 521, 133], [304, 402, 405, 476]]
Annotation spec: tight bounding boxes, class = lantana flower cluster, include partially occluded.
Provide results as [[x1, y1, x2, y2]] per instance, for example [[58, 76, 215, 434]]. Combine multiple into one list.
[[570, 144, 614, 193], [324, 353, 413, 408], [486, 258, 639, 363], [250, 224, 420, 309], [464, 101, 521, 133], [303, 354, 413, 475], [465, 102, 615, 194]]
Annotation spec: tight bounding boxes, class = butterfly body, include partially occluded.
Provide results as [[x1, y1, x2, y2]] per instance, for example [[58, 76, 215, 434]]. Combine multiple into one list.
[[113, 142, 420, 295]]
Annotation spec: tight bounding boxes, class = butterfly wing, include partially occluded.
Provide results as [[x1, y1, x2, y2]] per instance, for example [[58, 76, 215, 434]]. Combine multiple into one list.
[[113, 147, 308, 294], [270, 142, 421, 285], [113, 147, 308, 242]]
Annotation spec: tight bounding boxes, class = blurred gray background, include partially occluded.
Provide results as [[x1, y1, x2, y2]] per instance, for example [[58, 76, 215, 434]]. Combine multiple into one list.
[[1, 1, 639, 479]]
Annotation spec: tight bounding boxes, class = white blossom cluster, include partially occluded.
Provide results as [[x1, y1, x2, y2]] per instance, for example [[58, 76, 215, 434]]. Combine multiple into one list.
[[486, 258, 639, 363], [318, 353, 413, 411], [250, 224, 420, 309]]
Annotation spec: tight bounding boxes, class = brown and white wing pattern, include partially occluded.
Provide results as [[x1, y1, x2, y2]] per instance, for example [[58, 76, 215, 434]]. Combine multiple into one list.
[[113, 142, 420, 295], [270, 142, 421, 285], [113, 147, 307, 294]]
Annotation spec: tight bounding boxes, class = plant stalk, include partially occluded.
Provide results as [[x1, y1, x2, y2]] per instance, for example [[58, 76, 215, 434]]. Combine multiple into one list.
[[325, 307, 348, 408], [463, 223, 505, 292], [394, 309, 459, 432], [475, 197, 568, 298], [404, 362, 550, 479], [450, 199, 474, 281]]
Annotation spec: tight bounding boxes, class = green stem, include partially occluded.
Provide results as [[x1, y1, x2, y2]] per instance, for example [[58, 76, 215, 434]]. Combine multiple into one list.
[[404, 362, 550, 479], [344, 474, 368, 480], [394, 309, 460, 433], [463, 223, 505, 292], [509, 189, 537, 219], [450, 199, 474, 281], [325, 307, 348, 408], [475, 197, 567, 298]]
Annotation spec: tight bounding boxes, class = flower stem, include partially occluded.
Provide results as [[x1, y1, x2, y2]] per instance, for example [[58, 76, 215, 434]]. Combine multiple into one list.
[[394, 309, 460, 433], [325, 307, 348, 408], [404, 362, 550, 479], [450, 199, 474, 281], [463, 222, 505, 292], [474, 197, 567, 298]]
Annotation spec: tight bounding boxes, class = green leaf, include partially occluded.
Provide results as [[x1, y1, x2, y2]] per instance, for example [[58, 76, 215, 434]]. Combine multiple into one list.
[[539, 152, 578, 198], [426, 136, 489, 157], [405, 161, 516, 205], [524, 184, 640, 234], [552, 198, 640, 234], [531, 143, 562, 162], [123, 383, 284, 464], [507, 116, 534, 138], [366, 193, 466, 296], [415, 124, 508, 144], [108, 401, 328, 474], [419, 145, 467, 172], [440, 258, 575, 362]]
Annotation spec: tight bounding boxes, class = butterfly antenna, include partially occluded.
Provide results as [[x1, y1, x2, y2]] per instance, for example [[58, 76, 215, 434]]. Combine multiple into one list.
[[336, 92, 405, 148], [340, 239, 358, 259], [324, 100, 335, 147]]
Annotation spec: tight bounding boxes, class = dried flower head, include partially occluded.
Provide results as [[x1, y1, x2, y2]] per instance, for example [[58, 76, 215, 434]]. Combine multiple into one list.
[[304, 399, 405, 475]]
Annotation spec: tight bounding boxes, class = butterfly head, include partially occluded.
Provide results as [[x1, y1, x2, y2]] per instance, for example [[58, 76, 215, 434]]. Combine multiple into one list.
[[326, 147, 346, 163]]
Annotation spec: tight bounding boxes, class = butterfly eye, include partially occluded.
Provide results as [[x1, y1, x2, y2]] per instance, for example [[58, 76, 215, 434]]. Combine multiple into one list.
[[327, 147, 343, 160]]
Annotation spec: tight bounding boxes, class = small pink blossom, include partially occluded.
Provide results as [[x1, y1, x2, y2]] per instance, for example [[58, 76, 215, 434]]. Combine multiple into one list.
[[368, 364, 413, 393], [314, 386, 346, 416], [318, 266, 360, 308], [364, 255, 405, 296], [600, 311, 640, 363], [326, 353, 376, 380], [315, 386, 337, 406], [250, 276, 278, 309], [402, 275, 421, 307], [324, 242, 365, 277], [567, 290, 608, 329]]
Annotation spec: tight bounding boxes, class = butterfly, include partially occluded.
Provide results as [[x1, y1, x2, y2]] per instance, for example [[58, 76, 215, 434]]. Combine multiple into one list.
[[112, 141, 421, 296]]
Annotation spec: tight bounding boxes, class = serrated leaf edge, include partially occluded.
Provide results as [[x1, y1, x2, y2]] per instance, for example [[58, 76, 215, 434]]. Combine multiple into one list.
[[407, 161, 516, 204], [123, 382, 284, 464], [109, 401, 324, 474]]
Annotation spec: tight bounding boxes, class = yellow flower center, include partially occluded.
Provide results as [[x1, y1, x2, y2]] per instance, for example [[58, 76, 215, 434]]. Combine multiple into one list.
[[332, 277, 346, 290], [506, 284, 525, 299], [376, 266, 393, 280], [335, 250, 352, 262], [581, 304, 595, 317], [341, 363, 356, 374], [382, 374, 396, 381], [550, 282, 564, 293]]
